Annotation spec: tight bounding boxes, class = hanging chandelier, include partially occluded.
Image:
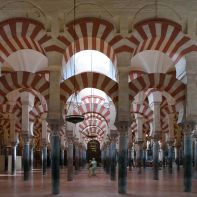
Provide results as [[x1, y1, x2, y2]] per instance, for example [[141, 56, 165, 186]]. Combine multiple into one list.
[[65, 0, 84, 124]]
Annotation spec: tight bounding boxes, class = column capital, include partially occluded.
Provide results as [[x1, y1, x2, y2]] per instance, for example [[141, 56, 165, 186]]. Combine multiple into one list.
[[22, 133, 30, 144], [48, 119, 61, 135], [42, 139, 48, 147], [179, 121, 195, 136], [118, 121, 129, 132], [11, 141, 18, 147]]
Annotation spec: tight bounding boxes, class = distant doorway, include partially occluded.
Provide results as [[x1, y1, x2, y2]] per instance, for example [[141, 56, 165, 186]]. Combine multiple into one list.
[[87, 140, 101, 164]]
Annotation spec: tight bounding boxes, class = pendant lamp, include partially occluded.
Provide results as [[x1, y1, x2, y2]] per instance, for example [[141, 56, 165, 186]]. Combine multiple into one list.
[[65, 0, 84, 124]]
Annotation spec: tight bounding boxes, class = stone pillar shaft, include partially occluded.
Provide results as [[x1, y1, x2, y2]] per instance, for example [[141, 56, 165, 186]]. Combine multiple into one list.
[[23, 138, 30, 181], [153, 140, 159, 180], [51, 133, 60, 194], [194, 139, 197, 179], [67, 140, 74, 181], [184, 132, 192, 192], [118, 122, 128, 194], [110, 141, 116, 180], [75, 145, 79, 173], [11, 144, 17, 175], [60, 148, 65, 168], [42, 145, 47, 175]]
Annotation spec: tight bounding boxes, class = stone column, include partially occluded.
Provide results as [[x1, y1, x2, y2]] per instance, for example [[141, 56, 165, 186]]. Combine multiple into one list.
[[47, 147, 51, 168], [182, 123, 193, 192], [128, 147, 132, 171], [42, 140, 48, 175], [167, 113, 175, 174], [148, 91, 162, 180], [135, 114, 144, 174], [106, 143, 110, 174], [4, 145, 9, 172], [175, 127, 182, 171], [128, 129, 133, 171], [60, 147, 65, 169], [23, 134, 30, 180], [118, 121, 128, 194], [103, 146, 107, 171], [74, 144, 80, 174], [194, 138, 197, 179], [29, 137, 34, 171], [10, 142, 17, 175], [67, 130, 74, 181], [50, 122, 60, 194], [41, 114, 48, 175], [48, 65, 62, 194], [110, 130, 117, 180], [8, 110, 18, 175], [20, 92, 35, 181], [167, 142, 174, 174], [175, 144, 181, 171], [78, 145, 82, 169], [192, 130, 197, 179]]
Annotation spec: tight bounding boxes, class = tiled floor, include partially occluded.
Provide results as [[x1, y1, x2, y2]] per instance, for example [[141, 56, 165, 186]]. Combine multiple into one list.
[[0, 167, 197, 197]]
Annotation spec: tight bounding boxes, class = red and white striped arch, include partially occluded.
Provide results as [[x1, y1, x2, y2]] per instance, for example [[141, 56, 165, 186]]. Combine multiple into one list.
[[60, 72, 118, 103], [84, 113, 106, 122], [73, 102, 110, 124], [56, 17, 129, 64], [0, 71, 49, 104], [127, 18, 197, 65], [81, 125, 105, 142], [79, 119, 107, 134], [129, 73, 185, 103], [130, 103, 153, 121], [81, 95, 105, 105], [0, 17, 52, 63], [129, 71, 146, 82]]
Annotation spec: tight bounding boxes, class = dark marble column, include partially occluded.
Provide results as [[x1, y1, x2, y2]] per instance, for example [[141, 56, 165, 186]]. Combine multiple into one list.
[[47, 148, 51, 167], [168, 142, 174, 174], [118, 121, 128, 194], [4, 146, 9, 172], [153, 139, 159, 180], [42, 143, 47, 175], [175, 144, 181, 171], [110, 140, 116, 180], [29, 145, 34, 171], [128, 148, 132, 171], [51, 132, 60, 194], [106, 145, 110, 174], [23, 135, 30, 181], [142, 148, 146, 169], [183, 124, 193, 192], [103, 148, 107, 171], [194, 138, 197, 179], [60, 148, 64, 169], [75, 145, 79, 174], [136, 142, 143, 174], [67, 139, 74, 181], [11, 143, 17, 175]]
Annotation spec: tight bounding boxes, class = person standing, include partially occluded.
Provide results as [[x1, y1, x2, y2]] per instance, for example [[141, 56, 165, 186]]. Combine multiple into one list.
[[88, 160, 92, 176], [91, 158, 97, 176]]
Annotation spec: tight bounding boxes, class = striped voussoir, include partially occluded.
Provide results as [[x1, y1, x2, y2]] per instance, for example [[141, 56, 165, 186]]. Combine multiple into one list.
[[127, 18, 197, 64], [60, 72, 118, 103], [79, 119, 107, 134], [56, 17, 128, 64], [73, 102, 110, 123], [129, 73, 185, 103], [0, 17, 52, 64], [0, 71, 49, 104]]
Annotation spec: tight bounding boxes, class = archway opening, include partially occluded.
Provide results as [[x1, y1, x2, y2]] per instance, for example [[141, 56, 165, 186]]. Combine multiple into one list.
[[87, 139, 101, 164]]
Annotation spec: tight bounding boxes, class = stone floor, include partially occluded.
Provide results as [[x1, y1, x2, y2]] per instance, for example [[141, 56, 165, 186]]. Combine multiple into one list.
[[0, 167, 197, 197]]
